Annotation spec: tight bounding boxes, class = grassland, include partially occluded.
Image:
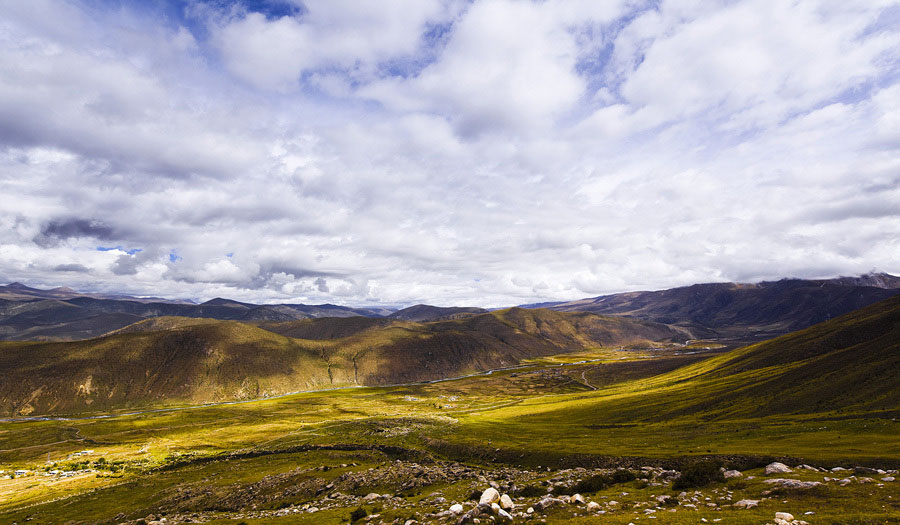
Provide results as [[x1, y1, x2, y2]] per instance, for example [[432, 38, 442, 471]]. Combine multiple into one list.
[[0, 297, 898, 523]]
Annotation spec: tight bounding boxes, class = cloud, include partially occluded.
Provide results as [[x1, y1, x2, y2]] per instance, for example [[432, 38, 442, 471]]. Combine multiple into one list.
[[52, 263, 90, 273], [35, 218, 116, 247], [0, 0, 897, 307]]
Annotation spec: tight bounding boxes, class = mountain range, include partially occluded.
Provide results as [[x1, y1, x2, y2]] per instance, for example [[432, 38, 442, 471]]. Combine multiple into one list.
[[520, 272, 900, 337], [1, 273, 897, 341]]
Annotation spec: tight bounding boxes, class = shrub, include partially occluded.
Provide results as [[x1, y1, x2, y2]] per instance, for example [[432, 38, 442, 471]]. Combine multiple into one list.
[[515, 485, 548, 498], [672, 460, 724, 490], [350, 507, 367, 522]]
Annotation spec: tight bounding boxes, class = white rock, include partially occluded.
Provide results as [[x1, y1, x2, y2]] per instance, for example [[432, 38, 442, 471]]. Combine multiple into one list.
[[571, 493, 586, 505], [364, 493, 380, 501], [479, 487, 500, 505], [497, 509, 513, 521], [586, 501, 601, 511], [775, 511, 794, 521], [831, 467, 848, 472], [526, 507, 534, 514], [499, 493, 514, 510], [765, 462, 793, 475], [734, 499, 759, 509], [449, 503, 464, 514], [723, 469, 742, 479], [883, 476, 895, 482]]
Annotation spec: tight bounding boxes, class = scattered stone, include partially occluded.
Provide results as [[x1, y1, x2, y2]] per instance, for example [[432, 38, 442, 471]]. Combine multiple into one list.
[[734, 499, 759, 509], [499, 493, 514, 510], [497, 508, 513, 522], [883, 476, 895, 482], [831, 467, 848, 472], [449, 503, 464, 514], [571, 493, 585, 505], [363, 493, 380, 501], [586, 501, 601, 512], [723, 469, 742, 479], [775, 512, 794, 521], [765, 462, 793, 475]]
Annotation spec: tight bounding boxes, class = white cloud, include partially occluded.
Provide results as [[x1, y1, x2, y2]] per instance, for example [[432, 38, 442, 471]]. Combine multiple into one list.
[[0, 0, 897, 307]]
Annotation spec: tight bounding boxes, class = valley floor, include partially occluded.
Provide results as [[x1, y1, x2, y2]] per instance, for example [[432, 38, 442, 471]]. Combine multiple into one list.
[[1, 345, 899, 524]]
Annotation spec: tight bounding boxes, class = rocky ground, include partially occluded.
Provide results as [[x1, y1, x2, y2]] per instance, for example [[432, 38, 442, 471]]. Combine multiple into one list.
[[122, 459, 899, 524]]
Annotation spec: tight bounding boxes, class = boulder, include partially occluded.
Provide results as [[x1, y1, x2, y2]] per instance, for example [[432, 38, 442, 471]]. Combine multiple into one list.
[[586, 501, 601, 511], [571, 493, 586, 505], [734, 499, 759, 509], [765, 462, 793, 475], [499, 493, 514, 510], [479, 487, 500, 505], [723, 469, 742, 479], [497, 508, 513, 522], [491, 502, 502, 514], [449, 503, 464, 514], [363, 493, 381, 501], [775, 511, 794, 521], [764, 479, 822, 489], [882, 476, 895, 482]]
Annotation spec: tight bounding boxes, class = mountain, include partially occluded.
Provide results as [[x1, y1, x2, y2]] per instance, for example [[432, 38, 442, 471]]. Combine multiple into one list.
[[0, 284, 395, 341], [527, 273, 900, 337], [0, 282, 191, 303], [0, 308, 691, 416], [388, 304, 488, 322]]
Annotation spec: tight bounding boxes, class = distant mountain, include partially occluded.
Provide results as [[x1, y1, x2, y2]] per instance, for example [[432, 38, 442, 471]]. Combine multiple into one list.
[[523, 273, 900, 337], [388, 304, 488, 322], [0, 308, 691, 416], [0, 282, 191, 303], [0, 284, 395, 341]]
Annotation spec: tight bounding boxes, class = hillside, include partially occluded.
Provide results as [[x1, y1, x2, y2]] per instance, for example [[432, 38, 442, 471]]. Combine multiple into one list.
[[501, 294, 900, 430], [0, 309, 690, 416], [388, 304, 488, 322], [529, 273, 900, 337]]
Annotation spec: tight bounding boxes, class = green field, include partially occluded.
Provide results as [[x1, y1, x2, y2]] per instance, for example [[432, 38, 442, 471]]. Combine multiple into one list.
[[1, 297, 899, 523]]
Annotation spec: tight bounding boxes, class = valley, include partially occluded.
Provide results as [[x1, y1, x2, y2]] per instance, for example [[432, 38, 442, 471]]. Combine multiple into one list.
[[0, 294, 898, 523]]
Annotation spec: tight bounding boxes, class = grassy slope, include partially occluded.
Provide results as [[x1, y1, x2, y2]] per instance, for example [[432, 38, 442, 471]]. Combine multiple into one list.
[[0, 309, 690, 416], [443, 295, 900, 460]]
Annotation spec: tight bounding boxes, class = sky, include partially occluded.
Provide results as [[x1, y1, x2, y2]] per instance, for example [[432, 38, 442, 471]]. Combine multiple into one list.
[[0, 0, 898, 307]]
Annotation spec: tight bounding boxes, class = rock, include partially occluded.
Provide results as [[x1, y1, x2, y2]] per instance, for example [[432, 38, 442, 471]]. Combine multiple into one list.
[[479, 487, 500, 505], [882, 476, 895, 482], [723, 469, 742, 479], [765, 462, 793, 475], [797, 464, 819, 471], [764, 479, 822, 489], [364, 492, 381, 501], [571, 493, 585, 505], [450, 503, 464, 514], [586, 501, 601, 511], [404, 520, 417, 525], [526, 507, 534, 514], [491, 502, 502, 514], [734, 499, 759, 509], [775, 511, 795, 521], [855, 466, 879, 475], [499, 494, 514, 510], [497, 509, 513, 522], [831, 466, 848, 472]]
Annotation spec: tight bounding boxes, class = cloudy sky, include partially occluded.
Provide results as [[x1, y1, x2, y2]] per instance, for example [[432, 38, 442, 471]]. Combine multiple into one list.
[[0, 0, 898, 307]]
